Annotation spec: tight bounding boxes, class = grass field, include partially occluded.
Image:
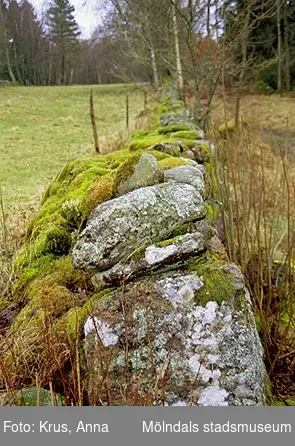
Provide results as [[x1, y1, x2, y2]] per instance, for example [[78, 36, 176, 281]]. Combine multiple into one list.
[[0, 84, 145, 221]]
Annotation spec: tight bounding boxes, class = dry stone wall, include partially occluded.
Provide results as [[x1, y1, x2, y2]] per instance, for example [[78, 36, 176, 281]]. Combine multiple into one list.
[[1, 89, 268, 406], [73, 95, 268, 406]]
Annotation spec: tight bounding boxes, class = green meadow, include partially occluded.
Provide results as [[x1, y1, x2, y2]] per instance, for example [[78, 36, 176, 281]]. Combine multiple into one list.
[[0, 84, 144, 218]]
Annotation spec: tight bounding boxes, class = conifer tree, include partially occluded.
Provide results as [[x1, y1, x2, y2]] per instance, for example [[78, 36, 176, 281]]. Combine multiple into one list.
[[47, 0, 80, 84]]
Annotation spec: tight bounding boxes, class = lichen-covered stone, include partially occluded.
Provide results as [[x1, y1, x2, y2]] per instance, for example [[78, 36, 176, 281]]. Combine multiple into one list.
[[92, 232, 206, 289], [72, 183, 206, 271], [164, 165, 205, 197], [113, 152, 164, 197], [84, 267, 267, 406]]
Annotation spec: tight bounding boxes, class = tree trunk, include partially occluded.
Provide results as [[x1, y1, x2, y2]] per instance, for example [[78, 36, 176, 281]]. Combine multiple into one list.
[[150, 47, 159, 87], [277, 0, 282, 93], [70, 67, 74, 85], [5, 46, 16, 83], [61, 53, 66, 84], [207, 0, 211, 36], [0, 3, 16, 83], [235, 7, 250, 129], [48, 46, 52, 85], [283, 0, 291, 91], [171, 0, 184, 99]]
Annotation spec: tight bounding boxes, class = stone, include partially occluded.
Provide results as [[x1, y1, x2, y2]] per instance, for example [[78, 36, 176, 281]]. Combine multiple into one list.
[[114, 152, 164, 197], [159, 109, 196, 127], [92, 232, 206, 289], [164, 165, 205, 197], [189, 141, 214, 163], [72, 183, 206, 271], [148, 141, 185, 156], [84, 266, 267, 406]]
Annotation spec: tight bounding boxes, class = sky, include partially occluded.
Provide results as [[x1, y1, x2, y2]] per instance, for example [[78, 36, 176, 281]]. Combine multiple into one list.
[[30, 0, 99, 38]]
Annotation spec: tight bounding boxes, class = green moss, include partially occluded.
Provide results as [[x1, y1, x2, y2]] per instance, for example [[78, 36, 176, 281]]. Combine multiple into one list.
[[168, 136, 196, 149], [112, 152, 143, 196], [155, 236, 180, 248], [271, 399, 295, 406], [128, 135, 172, 151], [158, 124, 192, 134], [104, 149, 132, 169], [156, 99, 184, 115], [158, 158, 191, 170], [169, 222, 197, 237], [131, 128, 155, 139], [38, 225, 72, 256], [13, 254, 57, 295], [169, 130, 202, 140], [196, 143, 211, 162], [203, 158, 219, 206], [80, 173, 115, 216], [205, 202, 220, 223], [61, 289, 113, 343], [60, 199, 82, 229], [16, 225, 71, 270], [146, 150, 169, 161], [188, 255, 234, 306]]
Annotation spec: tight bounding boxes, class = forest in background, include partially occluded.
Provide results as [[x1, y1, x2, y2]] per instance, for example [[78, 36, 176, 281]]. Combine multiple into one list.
[[1, 0, 295, 96]]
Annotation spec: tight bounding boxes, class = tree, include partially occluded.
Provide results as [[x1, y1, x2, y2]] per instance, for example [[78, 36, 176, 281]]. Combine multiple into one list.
[[171, 0, 184, 97], [0, 0, 16, 82], [47, 0, 80, 84]]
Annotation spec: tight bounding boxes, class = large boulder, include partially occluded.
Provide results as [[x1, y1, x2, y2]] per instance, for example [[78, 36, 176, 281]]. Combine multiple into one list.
[[72, 182, 206, 271], [84, 262, 266, 406], [113, 152, 164, 197]]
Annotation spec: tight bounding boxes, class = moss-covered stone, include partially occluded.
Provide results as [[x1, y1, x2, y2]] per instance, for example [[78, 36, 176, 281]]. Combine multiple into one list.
[[158, 157, 191, 170], [128, 135, 174, 151], [80, 173, 115, 216], [170, 130, 202, 140], [188, 254, 235, 306], [112, 152, 163, 197], [158, 124, 192, 134]]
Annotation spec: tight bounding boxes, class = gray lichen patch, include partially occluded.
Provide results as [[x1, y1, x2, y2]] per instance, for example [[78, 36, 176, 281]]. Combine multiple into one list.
[[154, 274, 204, 307]]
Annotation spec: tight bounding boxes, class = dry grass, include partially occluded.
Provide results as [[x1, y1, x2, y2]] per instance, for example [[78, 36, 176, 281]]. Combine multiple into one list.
[[209, 92, 295, 400], [211, 93, 295, 157]]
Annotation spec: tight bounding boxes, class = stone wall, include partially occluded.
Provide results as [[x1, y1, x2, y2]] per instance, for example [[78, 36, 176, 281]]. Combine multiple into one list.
[[2, 91, 267, 406], [73, 96, 267, 406]]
